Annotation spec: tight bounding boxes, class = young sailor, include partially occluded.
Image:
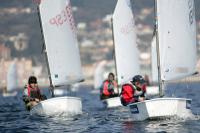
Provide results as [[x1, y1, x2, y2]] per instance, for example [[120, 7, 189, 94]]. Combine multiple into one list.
[[100, 72, 118, 100], [120, 75, 146, 106], [23, 76, 46, 110]]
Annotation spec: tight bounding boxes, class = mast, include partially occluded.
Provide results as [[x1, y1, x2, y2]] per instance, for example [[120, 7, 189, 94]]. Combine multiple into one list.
[[36, 5, 54, 97], [111, 17, 120, 94], [154, 0, 164, 97]]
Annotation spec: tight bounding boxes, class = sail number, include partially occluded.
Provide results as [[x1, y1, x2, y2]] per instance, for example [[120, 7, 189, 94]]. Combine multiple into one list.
[[129, 104, 139, 114], [188, 0, 194, 25], [49, 4, 76, 31]]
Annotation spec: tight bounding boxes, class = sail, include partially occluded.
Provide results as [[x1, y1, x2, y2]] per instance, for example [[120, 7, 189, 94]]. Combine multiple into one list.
[[157, 0, 197, 81], [7, 61, 18, 92], [94, 61, 107, 89], [151, 36, 158, 83], [39, 0, 84, 86], [113, 0, 140, 85]]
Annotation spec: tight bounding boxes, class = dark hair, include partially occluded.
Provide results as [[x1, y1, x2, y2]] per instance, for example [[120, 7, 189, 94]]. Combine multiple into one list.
[[28, 76, 37, 84], [108, 72, 115, 78]]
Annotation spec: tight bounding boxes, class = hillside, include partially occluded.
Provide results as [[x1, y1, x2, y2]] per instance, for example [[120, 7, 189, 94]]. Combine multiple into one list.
[[0, 0, 200, 65]]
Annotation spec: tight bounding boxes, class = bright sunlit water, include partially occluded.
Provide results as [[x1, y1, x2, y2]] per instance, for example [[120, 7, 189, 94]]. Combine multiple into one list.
[[0, 82, 200, 133]]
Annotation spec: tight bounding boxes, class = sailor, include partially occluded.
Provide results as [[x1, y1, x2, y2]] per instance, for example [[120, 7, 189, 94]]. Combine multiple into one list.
[[120, 75, 146, 106], [23, 76, 46, 110], [100, 72, 118, 100]]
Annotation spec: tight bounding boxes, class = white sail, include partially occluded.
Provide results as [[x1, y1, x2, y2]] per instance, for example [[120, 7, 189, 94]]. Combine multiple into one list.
[[113, 0, 140, 85], [157, 0, 197, 81], [39, 0, 84, 86], [151, 36, 158, 83], [7, 61, 18, 92], [94, 61, 107, 89]]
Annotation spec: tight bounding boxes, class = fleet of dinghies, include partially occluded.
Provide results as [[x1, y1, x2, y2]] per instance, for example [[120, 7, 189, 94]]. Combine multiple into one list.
[[4, 0, 195, 121]]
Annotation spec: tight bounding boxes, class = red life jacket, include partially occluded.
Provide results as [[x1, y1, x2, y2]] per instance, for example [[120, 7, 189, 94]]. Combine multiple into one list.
[[121, 84, 146, 105], [102, 80, 117, 96], [121, 84, 135, 104], [27, 85, 41, 99]]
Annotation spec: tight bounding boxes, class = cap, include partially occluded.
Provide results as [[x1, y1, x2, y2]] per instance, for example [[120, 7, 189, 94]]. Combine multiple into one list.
[[131, 75, 146, 84], [28, 76, 37, 84]]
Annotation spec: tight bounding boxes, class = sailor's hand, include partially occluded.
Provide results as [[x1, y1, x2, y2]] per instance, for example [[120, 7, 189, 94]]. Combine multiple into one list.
[[138, 97, 145, 102]]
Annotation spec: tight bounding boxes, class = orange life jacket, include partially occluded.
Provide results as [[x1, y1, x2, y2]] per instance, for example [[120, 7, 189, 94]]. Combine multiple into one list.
[[102, 80, 117, 96], [27, 85, 41, 99]]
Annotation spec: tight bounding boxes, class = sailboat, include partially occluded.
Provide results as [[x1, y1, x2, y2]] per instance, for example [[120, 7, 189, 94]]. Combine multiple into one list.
[[128, 0, 196, 121], [3, 61, 18, 97], [101, 0, 140, 108], [30, 0, 84, 116]]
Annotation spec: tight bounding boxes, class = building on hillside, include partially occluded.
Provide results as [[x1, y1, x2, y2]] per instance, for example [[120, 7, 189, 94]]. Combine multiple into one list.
[[0, 44, 11, 60]]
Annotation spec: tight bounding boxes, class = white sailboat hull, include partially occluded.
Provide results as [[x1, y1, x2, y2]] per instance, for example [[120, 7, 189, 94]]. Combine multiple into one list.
[[102, 97, 122, 108], [3, 91, 18, 97], [128, 98, 192, 121], [30, 96, 82, 116]]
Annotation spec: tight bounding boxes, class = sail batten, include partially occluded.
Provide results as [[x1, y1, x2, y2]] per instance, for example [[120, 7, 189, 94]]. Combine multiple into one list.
[[113, 0, 140, 85], [157, 0, 197, 81], [39, 0, 84, 87]]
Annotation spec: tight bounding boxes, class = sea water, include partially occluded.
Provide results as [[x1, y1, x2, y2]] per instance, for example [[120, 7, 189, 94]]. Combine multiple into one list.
[[0, 82, 200, 133]]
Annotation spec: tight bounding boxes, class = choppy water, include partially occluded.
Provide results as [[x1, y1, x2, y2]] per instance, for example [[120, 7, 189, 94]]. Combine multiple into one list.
[[0, 82, 200, 133]]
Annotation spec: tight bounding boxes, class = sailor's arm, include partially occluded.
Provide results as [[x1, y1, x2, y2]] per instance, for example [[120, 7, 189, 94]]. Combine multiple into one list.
[[22, 88, 30, 103]]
